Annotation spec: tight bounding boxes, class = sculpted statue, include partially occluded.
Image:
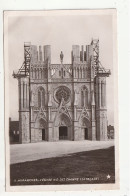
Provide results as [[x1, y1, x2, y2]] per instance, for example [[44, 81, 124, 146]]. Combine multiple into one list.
[[60, 51, 64, 63]]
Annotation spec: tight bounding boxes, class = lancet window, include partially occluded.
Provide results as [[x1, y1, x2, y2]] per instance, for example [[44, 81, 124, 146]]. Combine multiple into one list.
[[81, 86, 88, 108], [38, 87, 45, 107]]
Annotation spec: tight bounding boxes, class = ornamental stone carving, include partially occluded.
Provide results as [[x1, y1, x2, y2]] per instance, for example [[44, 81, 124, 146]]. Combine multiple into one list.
[[54, 86, 71, 104]]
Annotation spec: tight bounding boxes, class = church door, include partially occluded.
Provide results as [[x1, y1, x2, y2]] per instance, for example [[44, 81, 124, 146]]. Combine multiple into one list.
[[85, 128, 88, 140], [42, 129, 45, 140], [59, 126, 68, 140]]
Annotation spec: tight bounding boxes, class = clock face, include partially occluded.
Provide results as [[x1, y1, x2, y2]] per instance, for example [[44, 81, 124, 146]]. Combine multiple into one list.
[[54, 86, 71, 104]]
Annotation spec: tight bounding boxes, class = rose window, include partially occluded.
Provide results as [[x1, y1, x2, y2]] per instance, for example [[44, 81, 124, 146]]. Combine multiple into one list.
[[54, 86, 71, 103]]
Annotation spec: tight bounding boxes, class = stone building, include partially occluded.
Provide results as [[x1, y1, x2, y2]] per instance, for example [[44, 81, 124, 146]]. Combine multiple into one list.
[[107, 125, 114, 139], [9, 118, 19, 144], [13, 39, 110, 143]]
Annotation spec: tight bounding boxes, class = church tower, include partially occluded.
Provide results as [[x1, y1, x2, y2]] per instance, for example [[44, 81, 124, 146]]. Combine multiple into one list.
[[95, 76, 108, 140], [15, 43, 31, 143], [18, 77, 30, 143], [91, 39, 110, 140]]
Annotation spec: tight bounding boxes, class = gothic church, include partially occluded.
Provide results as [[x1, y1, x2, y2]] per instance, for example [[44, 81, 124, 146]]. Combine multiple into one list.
[[13, 39, 110, 143]]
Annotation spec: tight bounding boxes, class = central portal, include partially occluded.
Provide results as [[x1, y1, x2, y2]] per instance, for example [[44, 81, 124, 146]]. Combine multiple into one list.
[[59, 126, 68, 140]]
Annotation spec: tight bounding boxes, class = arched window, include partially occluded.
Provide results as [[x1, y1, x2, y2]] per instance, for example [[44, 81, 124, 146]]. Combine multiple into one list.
[[92, 66, 95, 78], [35, 68, 37, 79], [81, 86, 88, 108], [85, 67, 87, 78], [44, 68, 47, 78], [81, 90, 84, 107], [38, 87, 45, 108], [37, 69, 39, 79], [80, 68, 82, 78], [61, 68, 63, 76], [75, 68, 76, 77], [82, 68, 85, 78], [77, 68, 79, 78], [36, 69, 38, 79], [84, 90, 88, 107], [39, 69, 41, 79], [38, 91, 41, 107], [31, 68, 33, 79]]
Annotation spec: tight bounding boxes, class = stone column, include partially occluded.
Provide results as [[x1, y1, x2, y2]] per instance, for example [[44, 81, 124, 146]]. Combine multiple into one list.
[[74, 68, 76, 78], [86, 45, 89, 63], [39, 45, 42, 61], [72, 45, 80, 63], [91, 90, 96, 140], [20, 82, 23, 110], [83, 90, 85, 107], [75, 68, 77, 78], [73, 68, 75, 78], [48, 91, 52, 121], [40, 69, 42, 79], [82, 68, 84, 78], [44, 45, 51, 64], [73, 90, 79, 141], [39, 69, 41, 79], [23, 82, 25, 108], [98, 79, 101, 107], [74, 91, 78, 120], [48, 91, 53, 141], [48, 107, 51, 121], [104, 80, 106, 107], [25, 83, 27, 108], [81, 45, 84, 62], [101, 80, 106, 108]]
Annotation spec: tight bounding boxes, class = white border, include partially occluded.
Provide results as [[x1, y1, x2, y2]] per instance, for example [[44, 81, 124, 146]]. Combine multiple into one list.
[[4, 9, 119, 192], [0, 0, 130, 195]]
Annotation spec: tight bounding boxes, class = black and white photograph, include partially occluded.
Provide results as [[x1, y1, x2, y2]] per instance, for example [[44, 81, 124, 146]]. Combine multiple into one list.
[[4, 10, 119, 191]]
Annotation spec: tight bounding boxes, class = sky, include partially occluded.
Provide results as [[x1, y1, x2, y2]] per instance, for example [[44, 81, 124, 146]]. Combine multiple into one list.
[[8, 11, 114, 125]]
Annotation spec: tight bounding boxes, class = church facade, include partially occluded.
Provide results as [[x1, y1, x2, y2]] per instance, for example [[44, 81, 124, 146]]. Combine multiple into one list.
[[14, 39, 110, 143]]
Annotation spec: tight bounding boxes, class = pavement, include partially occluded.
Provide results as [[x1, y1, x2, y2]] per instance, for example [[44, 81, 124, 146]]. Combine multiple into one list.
[[10, 140, 114, 164]]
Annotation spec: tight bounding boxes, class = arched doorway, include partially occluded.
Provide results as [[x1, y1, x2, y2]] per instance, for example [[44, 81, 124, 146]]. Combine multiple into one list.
[[55, 113, 72, 141], [42, 129, 45, 140], [38, 118, 47, 141], [81, 117, 90, 140], [84, 128, 88, 140], [59, 126, 68, 140]]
